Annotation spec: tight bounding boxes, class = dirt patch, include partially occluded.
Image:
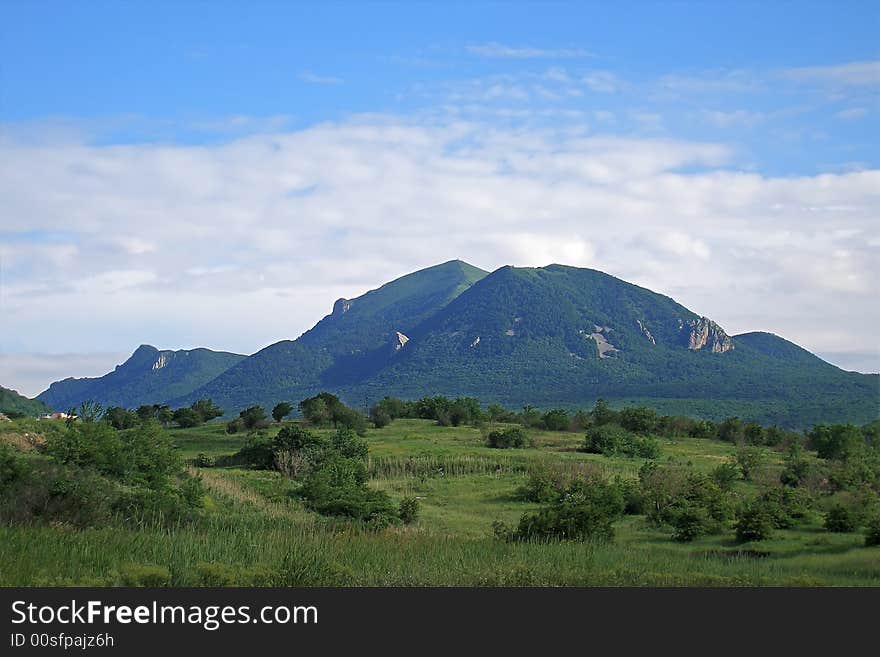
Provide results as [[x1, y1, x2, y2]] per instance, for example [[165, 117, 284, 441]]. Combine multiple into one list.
[[0, 431, 45, 451]]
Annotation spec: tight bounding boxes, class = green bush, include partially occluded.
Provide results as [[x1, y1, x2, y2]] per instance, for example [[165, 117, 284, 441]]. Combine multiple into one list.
[[542, 409, 570, 431], [710, 461, 739, 490], [671, 506, 711, 542], [399, 497, 419, 525], [735, 505, 773, 542], [584, 424, 629, 456], [507, 478, 625, 542], [486, 427, 528, 449], [518, 468, 565, 503], [118, 564, 171, 587], [825, 504, 857, 533], [865, 516, 880, 547]]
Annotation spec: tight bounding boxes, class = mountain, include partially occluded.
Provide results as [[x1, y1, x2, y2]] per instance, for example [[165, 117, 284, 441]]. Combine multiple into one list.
[[41, 261, 879, 427], [341, 264, 878, 426], [0, 386, 52, 417], [169, 260, 489, 412], [37, 345, 246, 411]]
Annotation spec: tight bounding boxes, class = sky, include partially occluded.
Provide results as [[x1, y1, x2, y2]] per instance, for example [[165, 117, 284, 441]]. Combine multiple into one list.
[[1, 0, 879, 397]]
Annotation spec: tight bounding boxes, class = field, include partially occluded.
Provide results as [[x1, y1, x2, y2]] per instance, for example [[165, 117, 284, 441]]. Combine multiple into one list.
[[1, 418, 878, 586]]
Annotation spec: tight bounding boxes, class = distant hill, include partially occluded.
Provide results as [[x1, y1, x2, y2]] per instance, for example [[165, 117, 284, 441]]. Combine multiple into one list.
[[0, 386, 52, 417], [37, 346, 246, 411], [41, 261, 880, 427]]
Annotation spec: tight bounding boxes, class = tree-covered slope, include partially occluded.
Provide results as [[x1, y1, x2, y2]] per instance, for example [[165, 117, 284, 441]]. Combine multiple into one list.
[[334, 265, 879, 427], [169, 260, 488, 412], [37, 345, 246, 411], [0, 386, 52, 417], [41, 262, 878, 427]]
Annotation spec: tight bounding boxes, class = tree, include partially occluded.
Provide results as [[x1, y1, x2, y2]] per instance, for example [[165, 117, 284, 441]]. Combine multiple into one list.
[[369, 404, 392, 429], [172, 407, 201, 428], [590, 398, 616, 426], [825, 504, 857, 533], [239, 406, 267, 430], [191, 399, 223, 423], [272, 402, 293, 423], [104, 406, 137, 430], [718, 417, 744, 444], [486, 427, 528, 449], [542, 409, 570, 431], [735, 505, 773, 542], [156, 406, 174, 426], [734, 446, 763, 481], [809, 424, 865, 461], [618, 406, 658, 434]]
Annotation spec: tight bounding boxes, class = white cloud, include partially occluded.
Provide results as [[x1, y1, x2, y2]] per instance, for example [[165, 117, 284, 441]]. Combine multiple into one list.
[[298, 70, 343, 85], [466, 42, 593, 58], [582, 71, 623, 93], [836, 107, 868, 121], [781, 60, 880, 87], [0, 352, 130, 398], [699, 109, 765, 128], [1, 114, 879, 392]]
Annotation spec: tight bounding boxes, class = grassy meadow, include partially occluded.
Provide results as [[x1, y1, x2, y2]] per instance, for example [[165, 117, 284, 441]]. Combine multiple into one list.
[[1, 417, 877, 586]]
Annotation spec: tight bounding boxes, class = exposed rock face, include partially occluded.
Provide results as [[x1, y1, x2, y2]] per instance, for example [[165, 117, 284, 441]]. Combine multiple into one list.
[[682, 317, 734, 353], [152, 353, 169, 370], [392, 331, 410, 351], [636, 320, 656, 345], [333, 298, 352, 315], [581, 325, 619, 358]]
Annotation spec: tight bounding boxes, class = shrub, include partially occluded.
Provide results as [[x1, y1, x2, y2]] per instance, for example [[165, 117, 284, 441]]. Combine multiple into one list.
[[233, 436, 276, 470], [486, 427, 529, 449], [518, 467, 565, 503], [225, 418, 244, 434], [370, 405, 392, 429], [118, 564, 171, 587], [671, 506, 711, 542], [584, 424, 629, 456], [866, 516, 880, 547], [711, 461, 740, 490], [239, 406, 267, 430], [618, 406, 658, 434], [631, 436, 661, 459], [735, 446, 764, 481], [735, 505, 773, 542], [825, 504, 857, 533], [507, 478, 625, 542], [542, 409, 570, 431], [399, 496, 419, 525]]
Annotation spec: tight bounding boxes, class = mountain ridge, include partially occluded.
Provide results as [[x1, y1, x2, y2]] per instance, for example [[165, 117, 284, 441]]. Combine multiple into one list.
[[37, 261, 880, 427]]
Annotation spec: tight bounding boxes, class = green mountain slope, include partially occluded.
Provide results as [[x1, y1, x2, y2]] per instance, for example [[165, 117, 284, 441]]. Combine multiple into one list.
[[169, 260, 489, 411], [343, 264, 877, 427], [0, 386, 52, 417], [37, 345, 246, 411], [43, 262, 879, 427]]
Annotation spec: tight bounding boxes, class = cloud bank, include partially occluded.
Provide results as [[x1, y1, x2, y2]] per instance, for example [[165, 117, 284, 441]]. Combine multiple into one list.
[[1, 114, 878, 395]]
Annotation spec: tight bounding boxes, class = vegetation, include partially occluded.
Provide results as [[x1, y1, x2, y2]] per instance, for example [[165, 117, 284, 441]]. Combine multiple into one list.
[[0, 386, 52, 418], [63, 262, 879, 429], [1, 394, 878, 586]]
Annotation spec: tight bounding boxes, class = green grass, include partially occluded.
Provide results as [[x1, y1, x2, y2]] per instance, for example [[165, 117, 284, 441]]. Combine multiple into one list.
[[1, 418, 877, 586]]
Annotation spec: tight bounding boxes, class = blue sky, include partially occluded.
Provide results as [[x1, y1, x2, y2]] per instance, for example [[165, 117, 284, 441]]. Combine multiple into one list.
[[1, 1, 878, 395]]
